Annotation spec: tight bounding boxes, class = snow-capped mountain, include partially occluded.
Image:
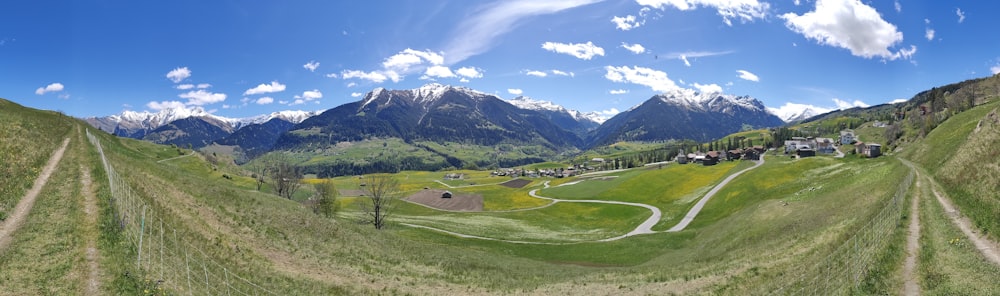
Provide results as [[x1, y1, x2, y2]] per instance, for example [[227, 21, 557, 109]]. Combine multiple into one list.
[[767, 103, 833, 123], [507, 96, 601, 137], [84, 106, 320, 138], [589, 90, 785, 146], [277, 83, 583, 152]]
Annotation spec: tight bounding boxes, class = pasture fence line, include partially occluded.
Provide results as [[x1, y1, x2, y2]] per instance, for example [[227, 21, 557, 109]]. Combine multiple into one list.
[[770, 168, 914, 295], [87, 129, 277, 295]]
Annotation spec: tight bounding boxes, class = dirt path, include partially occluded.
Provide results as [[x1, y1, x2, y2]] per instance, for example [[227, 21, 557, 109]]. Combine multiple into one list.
[[667, 152, 766, 232], [0, 137, 71, 251], [155, 152, 193, 163], [900, 159, 1000, 266], [80, 165, 102, 295], [902, 177, 921, 296]]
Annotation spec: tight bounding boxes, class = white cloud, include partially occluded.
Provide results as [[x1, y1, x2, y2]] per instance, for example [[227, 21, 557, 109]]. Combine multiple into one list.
[[459, 78, 470, 83], [833, 98, 869, 109], [179, 90, 227, 105], [609, 89, 630, 95], [342, 70, 391, 83], [424, 65, 457, 78], [551, 70, 574, 77], [894, 0, 901, 12], [925, 28, 935, 41], [621, 42, 646, 54], [680, 55, 691, 67], [456, 67, 484, 78], [197, 83, 211, 89], [303, 60, 320, 72], [146, 100, 186, 111], [794, 0, 800, 5], [507, 88, 523, 95], [325, 73, 338, 78], [35, 82, 65, 95], [693, 83, 723, 93], [737, 70, 760, 82], [956, 8, 965, 23], [781, 0, 916, 61], [612, 15, 642, 30], [289, 99, 306, 106], [442, 0, 602, 64], [890, 98, 908, 104], [383, 48, 445, 71], [175, 84, 195, 90], [991, 63, 1000, 75], [541, 41, 605, 60], [604, 65, 680, 93], [240, 97, 251, 104], [637, 0, 770, 26], [526, 70, 548, 77], [346, 82, 357, 88], [166, 67, 191, 83], [278, 100, 289, 105], [351, 92, 363, 98], [294, 89, 323, 101], [255, 97, 274, 105], [244, 81, 287, 95]]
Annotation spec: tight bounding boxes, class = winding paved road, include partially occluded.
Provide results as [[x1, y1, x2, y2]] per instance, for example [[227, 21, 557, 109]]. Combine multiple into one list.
[[666, 152, 766, 232], [405, 155, 768, 243]]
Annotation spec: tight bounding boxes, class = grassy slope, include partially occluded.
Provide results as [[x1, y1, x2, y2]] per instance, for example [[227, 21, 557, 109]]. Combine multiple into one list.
[[903, 100, 1000, 241], [0, 99, 73, 219]]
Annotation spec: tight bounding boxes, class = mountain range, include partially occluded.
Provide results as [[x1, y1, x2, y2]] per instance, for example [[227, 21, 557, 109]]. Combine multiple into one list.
[[84, 83, 789, 169]]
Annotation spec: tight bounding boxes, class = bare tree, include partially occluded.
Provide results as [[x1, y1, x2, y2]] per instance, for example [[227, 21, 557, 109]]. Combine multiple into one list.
[[359, 174, 399, 230], [269, 157, 302, 199]]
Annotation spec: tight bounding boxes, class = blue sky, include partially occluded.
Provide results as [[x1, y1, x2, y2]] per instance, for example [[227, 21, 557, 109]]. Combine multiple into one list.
[[3, 0, 999, 119]]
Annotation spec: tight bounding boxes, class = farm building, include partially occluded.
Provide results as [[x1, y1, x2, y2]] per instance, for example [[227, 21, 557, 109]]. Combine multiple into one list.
[[796, 148, 816, 157], [816, 138, 836, 154]]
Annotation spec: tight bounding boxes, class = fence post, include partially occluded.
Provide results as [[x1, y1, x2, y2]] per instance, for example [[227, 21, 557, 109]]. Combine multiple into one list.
[[225, 267, 232, 296], [138, 205, 147, 269], [160, 219, 164, 280]]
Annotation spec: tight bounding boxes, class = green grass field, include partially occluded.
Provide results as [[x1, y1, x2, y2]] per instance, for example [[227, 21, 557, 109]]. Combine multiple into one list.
[[3, 96, 1000, 294]]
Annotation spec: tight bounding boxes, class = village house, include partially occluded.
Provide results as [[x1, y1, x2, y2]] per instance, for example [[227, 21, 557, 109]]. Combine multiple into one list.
[[785, 137, 817, 154], [855, 142, 882, 158], [727, 148, 743, 161], [703, 151, 720, 166], [840, 130, 856, 145], [815, 138, 836, 154]]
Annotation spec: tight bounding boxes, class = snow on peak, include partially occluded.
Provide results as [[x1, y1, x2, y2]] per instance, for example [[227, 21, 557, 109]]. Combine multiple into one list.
[[229, 110, 322, 128], [656, 89, 763, 112], [507, 96, 565, 112], [767, 102, 833, 122], [110, 106, 218, 127]]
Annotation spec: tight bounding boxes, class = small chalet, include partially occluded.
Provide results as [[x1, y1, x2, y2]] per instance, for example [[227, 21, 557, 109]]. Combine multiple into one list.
[[676, 154, 688, 164], [703, 151, 720, 166], [727, 149, 743, 161], [840, 130, 856, 145], [743, 148, 761, 160], [855, 142, 882, 158], [816, 138, 836, 154]]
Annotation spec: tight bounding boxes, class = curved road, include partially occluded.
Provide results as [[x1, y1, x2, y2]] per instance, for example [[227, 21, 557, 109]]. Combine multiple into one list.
[[666, 152, 765, 232], [405, 154, 767, 242]]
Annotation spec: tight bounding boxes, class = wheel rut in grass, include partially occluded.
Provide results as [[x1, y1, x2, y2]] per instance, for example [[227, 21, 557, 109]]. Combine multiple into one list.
[[902, 176, 921, 296], [0, 137, 70, 252], [901, 158, 1000, 267], [80, 165, 102, 295]]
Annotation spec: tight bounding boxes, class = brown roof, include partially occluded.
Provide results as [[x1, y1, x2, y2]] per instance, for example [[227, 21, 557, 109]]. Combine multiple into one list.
[[706, 151, 719, 158]]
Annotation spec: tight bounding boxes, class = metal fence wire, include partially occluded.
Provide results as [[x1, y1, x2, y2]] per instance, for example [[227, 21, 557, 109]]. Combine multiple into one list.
[[87, 129, 277, 295]]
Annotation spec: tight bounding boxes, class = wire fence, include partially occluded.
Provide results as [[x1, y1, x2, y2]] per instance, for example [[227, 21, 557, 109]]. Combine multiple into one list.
[[87, 129, 276, 295], [768, 168, 915, 295]]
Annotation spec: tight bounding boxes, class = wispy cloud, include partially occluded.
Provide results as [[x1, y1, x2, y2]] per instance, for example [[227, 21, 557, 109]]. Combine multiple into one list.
[[442, 0, 601, 64], [244, 81, 287, 95], [737, 70, 760, 82], [637, 0, 770, 26], [621, 42, 646, 54], [663, 50, 734, 66], [508, 88, 523, 95], [303, 61, 320, 72]]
